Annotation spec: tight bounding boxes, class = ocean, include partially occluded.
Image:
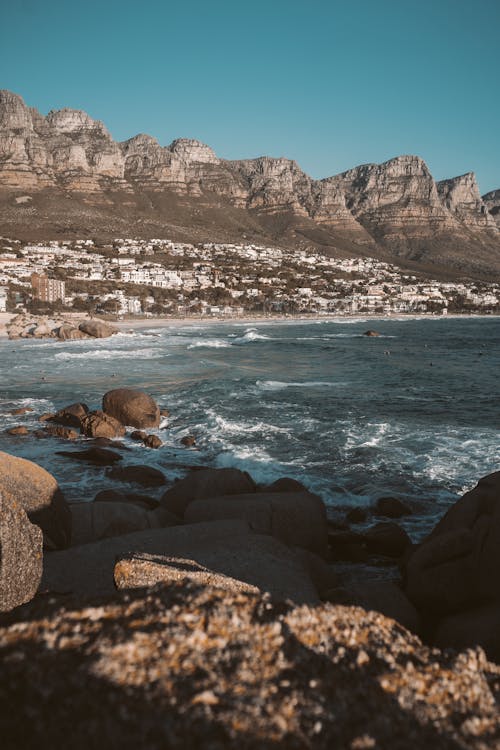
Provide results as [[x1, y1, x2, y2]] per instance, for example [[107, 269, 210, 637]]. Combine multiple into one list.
[[1, 316, 499, 541]]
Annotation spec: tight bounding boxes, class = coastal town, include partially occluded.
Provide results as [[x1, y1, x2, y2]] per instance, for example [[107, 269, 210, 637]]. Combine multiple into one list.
[[0, 236, 499, 318]]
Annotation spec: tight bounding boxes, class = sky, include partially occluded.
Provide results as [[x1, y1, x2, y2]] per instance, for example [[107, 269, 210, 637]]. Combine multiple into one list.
[[1, 0, 499, 193]]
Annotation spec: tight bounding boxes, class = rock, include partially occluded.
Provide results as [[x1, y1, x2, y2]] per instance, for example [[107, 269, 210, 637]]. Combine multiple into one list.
[[6, 425, 28, 436], [264, 477, 308, 493], [345, 507, 368, 524], [143, 434, 162, 449], [130, 430, 147, 441], [56, 324, 89, 340], [328, 530, 369, 562], [56, 447, 122, 465], [160, 468, 256, 518], [325, 581, 420, 634], [70, 501, 171, 546], [50, 402, 89, 428], [364, 522, 411, 557], [9, 407, 33, 415], [44, 424, 79, 440], [106, 464, 167, 487], [31, 429, 49, 439], [374, 497, 412, 518], [0, 451, 71, 549], [92, 437, 128, 449], [292, 548, 339, 597], [0, 491, 43, 612], [78, 319, 118, 338], [80, 410, 126, 439], [404, 471, 500, 615], [159, 408, 170, 417], [114, 533, 319, 605], [433, 603, 500, 663], [184, 491, 329, 557], [38, 412, 55, 422], [363, 330, 380, 337], [180, 435, 196, 447], [94, 490, 159, 510], [102, 388, 160, 429]]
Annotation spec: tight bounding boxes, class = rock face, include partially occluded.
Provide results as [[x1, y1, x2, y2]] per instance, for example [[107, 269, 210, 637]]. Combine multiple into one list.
[[80, 410, 126, 439], [483, 189, 500, 228], [0, 450, 71, 549], [102, 388, 160, 429], [1, 90, 499, 276], [0, 491, 43, 612], [1, 581, 499, 749], [78, 319, 118, 338], [160, 467, 256, 517]]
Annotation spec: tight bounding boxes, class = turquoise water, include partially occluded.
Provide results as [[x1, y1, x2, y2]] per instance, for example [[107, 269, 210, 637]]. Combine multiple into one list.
[[1, 317, 499, 539]]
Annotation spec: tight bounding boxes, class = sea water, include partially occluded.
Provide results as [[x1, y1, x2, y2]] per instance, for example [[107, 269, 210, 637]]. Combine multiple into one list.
[[0, 317, 499, 540]]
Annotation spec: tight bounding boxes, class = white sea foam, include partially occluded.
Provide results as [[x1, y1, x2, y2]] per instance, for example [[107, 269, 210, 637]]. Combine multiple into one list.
[[187, 339, 231, 349], [54, 347, 164, 361], [233, 328, 271, 344], [257, 380, 344, 391]]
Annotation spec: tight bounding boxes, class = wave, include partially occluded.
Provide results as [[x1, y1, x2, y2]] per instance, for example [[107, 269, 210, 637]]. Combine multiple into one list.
[[54, 347, 164, 361], [233, 328, 271, 344], [187, 339, 231, 349], [256, 380, 344, 391]]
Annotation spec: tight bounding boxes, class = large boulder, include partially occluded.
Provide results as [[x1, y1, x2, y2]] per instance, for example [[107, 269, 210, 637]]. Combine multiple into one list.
[[404, 471, 500, 614], [0, 491, 43, 612], [106, 464, 167, 487], [80, 410, 126, 439], [56, 324, 89, 340], [70, 501, 178, 546], [57, 447, 122, 465], [50, 402, 89, 428], [78, 319, 118, 338], [0, 451, 71, 549], [102, 388, 160, 429], [160, 467, 256, 518], [433, 602, 500, 664], [184, 491, 329, 557], [326, 581, 420, 634], [42, 520, 317, 604]]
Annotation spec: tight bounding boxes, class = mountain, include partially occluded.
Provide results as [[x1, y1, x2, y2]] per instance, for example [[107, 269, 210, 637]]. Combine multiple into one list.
[[0, 90, 499, 278]]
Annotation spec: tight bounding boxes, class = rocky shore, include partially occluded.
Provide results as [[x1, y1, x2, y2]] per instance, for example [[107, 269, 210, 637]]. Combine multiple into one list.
[[5, 313, 118, 340], [1, 387, 500, 747]]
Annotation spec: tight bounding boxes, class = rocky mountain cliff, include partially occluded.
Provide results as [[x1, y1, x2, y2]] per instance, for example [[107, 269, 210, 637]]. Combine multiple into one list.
[[1, 90, 499, 277]]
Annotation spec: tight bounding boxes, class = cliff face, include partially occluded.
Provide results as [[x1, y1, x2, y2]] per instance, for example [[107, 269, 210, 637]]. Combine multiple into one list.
[[482, 189, 500, 228], [0, 90, 499, 275]]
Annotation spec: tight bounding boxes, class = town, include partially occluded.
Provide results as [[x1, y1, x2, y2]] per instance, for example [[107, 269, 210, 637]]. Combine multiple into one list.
[[0, 237, 499, 318]]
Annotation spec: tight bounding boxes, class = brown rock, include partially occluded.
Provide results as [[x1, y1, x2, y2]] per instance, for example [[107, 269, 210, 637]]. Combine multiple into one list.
[[363, 330, 380, 337], [345, 507, 368, 524], [374, 497, 412, 518], [159, 408, 170, 417], [0, 491, 43, 612], [0, 451, 71, 549], [56, 324, 89, 340], [94, 490, 159, 510], [80, 410, 126, 439], [130, 430, 147, 441], [160, 467, 256, 518], [106, 464, 166, 487], [50, 402, 89, 428], [143, 434, 162, 449], [44, 424, 79, 440], [70, 501, 165, 546], [9, 407, 33, 415], [56, 447, 122, 465], [38, 412, 55, 422], [433, 602, 500, 663], [264, 477, 308, 493], [364, 522, 411, 558], [102, 388, 160, 429], [184, 491, 329, 557], [325, 581, 420, 634], [78, 319, 118, 338], [6, 425, 29, 436], [180, 435, 196, 447]]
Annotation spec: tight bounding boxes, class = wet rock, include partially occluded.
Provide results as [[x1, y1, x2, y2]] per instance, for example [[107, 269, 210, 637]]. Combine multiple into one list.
[[38, 412, 55, 422], [364, 522, 411, 557], [93, 490, 159, 510], [374, 497, 412, 518], [0, 491, 43, 612], [106, 464, 167, 487], [102, 388, 160, 429], [363, 329, 380, 337], [130, 430, 147, 441], [80, 410, 126, 439], [6, 425, 29, 436], [9, 407, 33, 415], [180, 435, 196, 447], [143, 434, 162, 449], [0, 451, 71, 549], [328, 530, 369, 562], [50, 402, 89, 428], [78, 319, 118, 338], [264, 477, 308, 493], [44, 424, 79, 440], [56, 324, 89, 340], [185, 491, 329, 557], [56, 447, 122, 465], [160, 467, 256, 518], [159, 408, 170, 417], [345, 507, 368, 524]]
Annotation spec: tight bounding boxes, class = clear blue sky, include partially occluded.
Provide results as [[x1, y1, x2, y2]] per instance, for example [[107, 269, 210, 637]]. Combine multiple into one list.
[[1, 0, 499, 192]]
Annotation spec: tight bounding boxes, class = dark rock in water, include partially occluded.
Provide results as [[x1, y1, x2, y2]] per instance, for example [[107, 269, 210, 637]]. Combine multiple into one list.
[[144, 434, 162, 449], [160, 408, 170, 417], [31, 429, 49, 439], [92, 437, 128, 450], [180, 434, 196, 447], [374, 497, 412, 518], [102, 388, 160, 429], [49, 402, 89, 428], [0, 491, 43, 612], [184, 491, 329, 558], [345, 507, 368, 524], [404, 471, 500, 616], [94, 490, 159, 510], [106, 464, 167, 487], [6, 425, 29, 436], [2, 581, 498, 748], [56, 447, 122, 465], [9, 407, 33, 415], [363, 329, 381, 337], [80, 410, 126, 439], [130, 430, 147, 441], [38, 412, 55, 422], [433, 602, 500, 664], [264, 477, 308, 493], [44, 424, 79, 440], [0, 451, 71, 549], [78, 319, 118, 338], [364, 522, 411, 557], [160, 467, 256, 518]]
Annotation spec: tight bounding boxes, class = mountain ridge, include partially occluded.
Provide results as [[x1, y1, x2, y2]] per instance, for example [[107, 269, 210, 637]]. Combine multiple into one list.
[[0, 90, 499, 278]]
